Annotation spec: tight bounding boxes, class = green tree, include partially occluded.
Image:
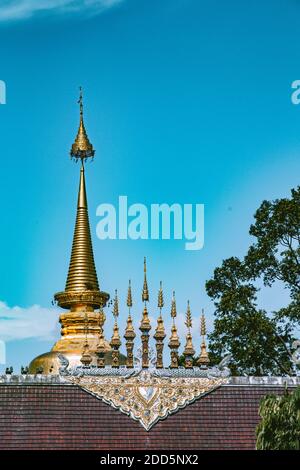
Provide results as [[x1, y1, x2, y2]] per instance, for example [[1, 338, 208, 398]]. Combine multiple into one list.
[[206, 188, 300, 375], [246, 188, 300, 326], [256, 387, 300, 450]]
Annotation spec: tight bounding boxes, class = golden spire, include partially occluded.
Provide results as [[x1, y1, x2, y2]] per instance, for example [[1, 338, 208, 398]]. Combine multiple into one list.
[[110, 290, 121, 367], [155, 282, 165, 335], [113, 289, 119, 318], [125, 280, 135, 338], [142, 257, 149, 303], [140, 258, 151, 368], [55, 88, 107, 308], [154, 282, 166, 368], [197, 309, 210, 367], [30, 90, 110, 375], [158, 281, 164, 310], [183, 300, 195, 368], [124, 280, 136, 368], [168, 291, 180, 368], [127, 279, 133, 311], [185, 300, 192, 331], [140, 259, 151, 330], [171, 290, 177, 321], [64, 164, 100, 293], [71, 87, 95, 160], [67, 87, 97, 293]]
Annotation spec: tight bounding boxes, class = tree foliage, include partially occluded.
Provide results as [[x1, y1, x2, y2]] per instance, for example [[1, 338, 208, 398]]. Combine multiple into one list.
[[206, 188, 300, 375], [256, 387, 300, 450]]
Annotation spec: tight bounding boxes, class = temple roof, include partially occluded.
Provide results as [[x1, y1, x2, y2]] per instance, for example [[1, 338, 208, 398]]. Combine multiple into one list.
[[0, 381, 296, 450]]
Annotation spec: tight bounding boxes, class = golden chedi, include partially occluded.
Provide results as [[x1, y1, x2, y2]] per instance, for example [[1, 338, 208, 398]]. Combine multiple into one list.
[[29, 88, 124, 373]]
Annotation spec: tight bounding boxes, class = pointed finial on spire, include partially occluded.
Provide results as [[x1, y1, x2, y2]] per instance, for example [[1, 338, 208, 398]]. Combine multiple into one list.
[[185, 300, 192, 331], [79, 86, 83, 116], [154, 281, 166, 368], [110, 290, 121, 368], [140, 258, 151, 367], [197, 308, 210, 367], [127, 280, 133, 312], [54, 90, 110, 311], [168, 291, 180, 368], [183, 300, 195, 369], [124, 284, 136, 368], [142, 257, 149, 303], [158, 281, 164, 311], [70, 87, 95, 161], [113, 289, 119, 319], [171, 291, 177, 321]]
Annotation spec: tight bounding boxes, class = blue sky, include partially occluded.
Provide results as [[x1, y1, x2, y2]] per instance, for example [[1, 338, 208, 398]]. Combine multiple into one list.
[[1, 0, 300, 371]]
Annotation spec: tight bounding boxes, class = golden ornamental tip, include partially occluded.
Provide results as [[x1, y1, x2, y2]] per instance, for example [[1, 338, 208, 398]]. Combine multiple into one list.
[[171, 291, 177, 319], [127, 280, 133, 309], [185, 300, 192, 330], [158, 281, 164, 309], [70, 87, 95, 160], [197, 309, 210, 367], [142, 257, 149, 302], [113, 289, 119, 318]]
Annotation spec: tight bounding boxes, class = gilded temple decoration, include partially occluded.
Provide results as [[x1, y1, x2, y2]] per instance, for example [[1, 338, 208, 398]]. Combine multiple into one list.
[[70, 87, 95, 160], [183, 301, 195, 368], [66, 369, 228, 430], [110, 290, 121, 368], [124, 280, 136, 368], [154, 282, 166, 369], [36, 90, 110, 372], [197, 309, 210, 367], [139, 258, 151, 368], [168, 292, 180, 369]]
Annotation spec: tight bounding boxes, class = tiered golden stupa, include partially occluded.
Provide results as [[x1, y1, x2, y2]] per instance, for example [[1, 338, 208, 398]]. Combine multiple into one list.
[[29, 88, 126, 373]]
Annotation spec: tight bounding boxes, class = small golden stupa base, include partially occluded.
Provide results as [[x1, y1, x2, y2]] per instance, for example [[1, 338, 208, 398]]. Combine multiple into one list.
[[28, 340, 127, 375]]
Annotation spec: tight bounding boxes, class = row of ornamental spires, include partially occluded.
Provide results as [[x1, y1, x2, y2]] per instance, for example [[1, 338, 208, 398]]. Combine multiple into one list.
[[80, 258, 210, 369]]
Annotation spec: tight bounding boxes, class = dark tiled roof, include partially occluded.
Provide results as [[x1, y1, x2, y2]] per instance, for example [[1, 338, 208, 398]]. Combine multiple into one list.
[[0, 384, 288, 450]]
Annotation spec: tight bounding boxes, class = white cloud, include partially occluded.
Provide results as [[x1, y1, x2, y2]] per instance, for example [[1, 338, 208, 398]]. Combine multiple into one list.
[[0, 301, 58, 341], [0, 0, 123, 22]]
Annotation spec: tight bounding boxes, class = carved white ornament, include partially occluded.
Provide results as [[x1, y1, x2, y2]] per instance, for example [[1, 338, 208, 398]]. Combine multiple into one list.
[[66, 370, 227, 430]]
